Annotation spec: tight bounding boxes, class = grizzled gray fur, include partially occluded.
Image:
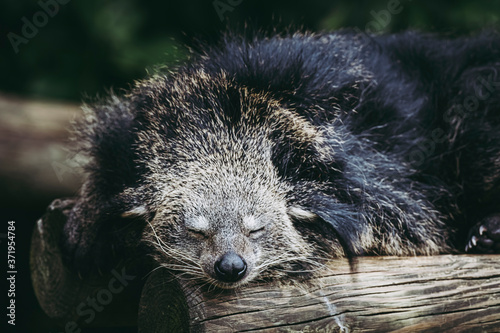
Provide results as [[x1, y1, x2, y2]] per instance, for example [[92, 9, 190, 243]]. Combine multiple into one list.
[[62, 30, 500, 288]]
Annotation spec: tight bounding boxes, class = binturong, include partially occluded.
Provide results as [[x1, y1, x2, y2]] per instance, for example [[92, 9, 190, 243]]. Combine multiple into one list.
[[62, 30, 500, 289]]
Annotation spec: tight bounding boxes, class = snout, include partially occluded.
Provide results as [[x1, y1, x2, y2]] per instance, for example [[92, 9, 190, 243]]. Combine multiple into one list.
[[214, 251, 247, 282]]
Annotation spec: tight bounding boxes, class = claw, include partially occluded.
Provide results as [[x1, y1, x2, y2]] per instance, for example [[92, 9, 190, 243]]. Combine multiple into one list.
[[471, 235, 478, 246], [479, 225, 487, 236], [465, 238, 476, 252]]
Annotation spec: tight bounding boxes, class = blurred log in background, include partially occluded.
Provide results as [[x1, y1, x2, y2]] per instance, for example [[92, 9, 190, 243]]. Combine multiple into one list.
[[0, 94, 83, 208]]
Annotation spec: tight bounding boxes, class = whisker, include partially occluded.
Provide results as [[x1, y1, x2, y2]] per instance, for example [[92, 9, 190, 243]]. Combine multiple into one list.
[[145, 222, 206, 282]]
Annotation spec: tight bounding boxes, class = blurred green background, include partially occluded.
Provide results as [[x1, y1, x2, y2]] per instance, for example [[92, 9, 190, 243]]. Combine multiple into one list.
[[1, 0, 499, 103], [0, 1, 498, 332]]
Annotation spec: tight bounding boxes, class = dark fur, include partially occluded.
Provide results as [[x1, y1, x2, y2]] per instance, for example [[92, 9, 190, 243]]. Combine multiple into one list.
[[63, 30, 500, 287]]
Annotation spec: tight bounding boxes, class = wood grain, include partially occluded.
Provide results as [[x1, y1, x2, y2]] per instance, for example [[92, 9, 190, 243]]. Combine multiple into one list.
[[139, 255, 500, 332]]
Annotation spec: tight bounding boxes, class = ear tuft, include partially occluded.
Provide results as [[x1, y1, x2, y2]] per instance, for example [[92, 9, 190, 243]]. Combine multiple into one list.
[[287, 206, 317, 221], [121, 206, 149, 219]]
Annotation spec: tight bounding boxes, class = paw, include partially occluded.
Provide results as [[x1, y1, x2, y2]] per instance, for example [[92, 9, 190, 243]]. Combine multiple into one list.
[[61, 233, 113, 278], [38, 198, 109, 277], [465, 214, 500, 254], [60, 209, 115, 277]]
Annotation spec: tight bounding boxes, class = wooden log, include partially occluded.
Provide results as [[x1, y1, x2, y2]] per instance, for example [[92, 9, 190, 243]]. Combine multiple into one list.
[[139, 254, 500, 332], [30, 198, 144, 329]]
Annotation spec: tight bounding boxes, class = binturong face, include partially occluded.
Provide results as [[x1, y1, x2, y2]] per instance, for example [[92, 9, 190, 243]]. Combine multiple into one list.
[[142, 152, 320, 289]]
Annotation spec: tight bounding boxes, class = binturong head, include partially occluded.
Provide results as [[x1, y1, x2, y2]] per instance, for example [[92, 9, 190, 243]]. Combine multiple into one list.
[[115, 71, 345, 289]]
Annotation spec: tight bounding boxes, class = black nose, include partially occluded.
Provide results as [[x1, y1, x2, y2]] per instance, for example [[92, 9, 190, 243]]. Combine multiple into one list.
[[214, 252, 247, 282]]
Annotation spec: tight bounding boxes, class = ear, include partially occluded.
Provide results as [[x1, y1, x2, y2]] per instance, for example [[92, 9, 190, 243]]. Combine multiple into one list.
[[287, 198, 365, 258], [288, 202, 362, 272], [287, 205, 345, 253], [287, 206, 317, 221], [121, 206, 149, 219], [120, 205, 157, 223]]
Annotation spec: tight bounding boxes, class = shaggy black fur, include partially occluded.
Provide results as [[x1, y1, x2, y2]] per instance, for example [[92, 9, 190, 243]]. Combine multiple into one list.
[[62, 29, 500, 281]]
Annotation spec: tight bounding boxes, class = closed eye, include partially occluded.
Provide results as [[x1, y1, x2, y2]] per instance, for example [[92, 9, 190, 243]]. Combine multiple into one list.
[[249, 226, 265, 239], [187, 228, 208, 239]]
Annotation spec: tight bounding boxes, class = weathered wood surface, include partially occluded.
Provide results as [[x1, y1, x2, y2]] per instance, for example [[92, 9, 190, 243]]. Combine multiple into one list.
[[139, 255, 500, 332]]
